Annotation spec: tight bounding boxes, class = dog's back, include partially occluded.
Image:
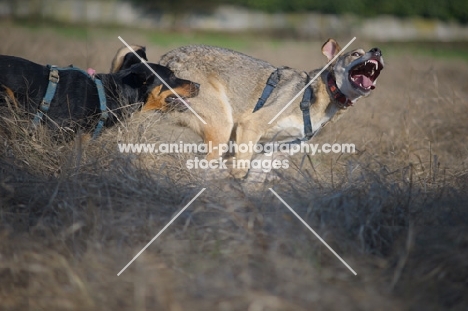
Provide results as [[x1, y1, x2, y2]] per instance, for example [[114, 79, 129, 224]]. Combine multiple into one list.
[[0, 55, 49, 94], [160, 45, 276, 116], [161, 45, 273, 77], [0, 55, 105, 131]]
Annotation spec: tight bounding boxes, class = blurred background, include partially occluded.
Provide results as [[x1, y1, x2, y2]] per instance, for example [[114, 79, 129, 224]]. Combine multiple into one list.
[[1, 0, 468, 41]]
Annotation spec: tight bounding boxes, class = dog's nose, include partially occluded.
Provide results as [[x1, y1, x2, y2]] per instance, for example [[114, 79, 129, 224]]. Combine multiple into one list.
[[370, 48, 382, 56], [191, 82, 200, 95]]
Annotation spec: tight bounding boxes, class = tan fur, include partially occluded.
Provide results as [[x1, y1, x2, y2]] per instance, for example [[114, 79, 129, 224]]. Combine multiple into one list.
[[142, 83, 197, 112], [2, 85, 19, 109], [159, 39, 384, 178], [142, 85, 165, 111]]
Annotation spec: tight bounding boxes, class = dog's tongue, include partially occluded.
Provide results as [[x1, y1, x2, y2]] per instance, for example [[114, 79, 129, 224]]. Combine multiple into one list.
[[354, 74, 374, 89]]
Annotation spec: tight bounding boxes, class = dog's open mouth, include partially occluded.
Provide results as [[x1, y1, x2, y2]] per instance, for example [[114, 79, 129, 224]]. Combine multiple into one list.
[[165, 95, 190, 111], [349, 58, 383, 91]]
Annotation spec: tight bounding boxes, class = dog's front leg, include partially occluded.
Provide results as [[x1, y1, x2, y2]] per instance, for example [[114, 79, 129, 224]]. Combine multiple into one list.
[[231, 119, 263, 179], [202, 124, 232, 161]]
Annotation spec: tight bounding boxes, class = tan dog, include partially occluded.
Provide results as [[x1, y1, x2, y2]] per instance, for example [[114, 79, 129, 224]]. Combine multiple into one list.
[[159, 39, 384, 178]]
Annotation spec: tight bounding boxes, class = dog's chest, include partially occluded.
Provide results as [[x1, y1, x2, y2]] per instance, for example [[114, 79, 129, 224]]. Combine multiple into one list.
[[261, 115, 304, 142], [261, 108, 334, 143]]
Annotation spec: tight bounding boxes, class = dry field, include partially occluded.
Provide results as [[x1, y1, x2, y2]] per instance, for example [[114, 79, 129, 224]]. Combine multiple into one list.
[[1, 24, 468, 310]]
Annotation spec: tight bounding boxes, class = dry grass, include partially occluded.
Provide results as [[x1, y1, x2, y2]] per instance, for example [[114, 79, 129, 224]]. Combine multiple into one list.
[[1, 24, 468, 311]]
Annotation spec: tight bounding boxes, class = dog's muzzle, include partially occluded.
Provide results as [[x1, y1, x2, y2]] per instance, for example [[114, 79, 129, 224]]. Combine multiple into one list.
[[349, 48, 384, 92], [164, 82, 200, 112]]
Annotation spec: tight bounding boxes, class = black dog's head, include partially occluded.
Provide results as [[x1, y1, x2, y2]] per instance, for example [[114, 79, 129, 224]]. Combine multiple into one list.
[[121, 63, 200, 112], [110, 45, 147, 73]]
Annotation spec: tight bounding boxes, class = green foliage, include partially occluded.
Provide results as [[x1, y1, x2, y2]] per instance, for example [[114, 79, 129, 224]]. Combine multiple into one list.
[[129, 0, 220, 13], [127, 0, 468, 23]]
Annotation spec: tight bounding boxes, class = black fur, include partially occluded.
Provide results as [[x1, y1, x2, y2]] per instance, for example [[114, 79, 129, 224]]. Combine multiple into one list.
[[0, 55, 198, 135], [119, 47, 147, 71]]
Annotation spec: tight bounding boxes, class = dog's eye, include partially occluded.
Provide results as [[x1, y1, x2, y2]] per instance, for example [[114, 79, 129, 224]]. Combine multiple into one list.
[[352, 52, 362, 57]]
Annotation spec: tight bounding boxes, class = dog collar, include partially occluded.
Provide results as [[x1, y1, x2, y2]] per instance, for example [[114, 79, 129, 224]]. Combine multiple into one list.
[[327, 71, 352, 108]]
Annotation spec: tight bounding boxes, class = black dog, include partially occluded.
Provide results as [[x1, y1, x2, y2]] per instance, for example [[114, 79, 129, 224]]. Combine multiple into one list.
[[0, 54, 199, 138]]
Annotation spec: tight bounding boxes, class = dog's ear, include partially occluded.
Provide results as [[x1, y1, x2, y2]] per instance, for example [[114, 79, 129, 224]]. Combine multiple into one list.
[[110, 45, 147, 73], [137, 46, 148, 61], [122, 65, 155, 88], [322, 39, 342, 62]]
